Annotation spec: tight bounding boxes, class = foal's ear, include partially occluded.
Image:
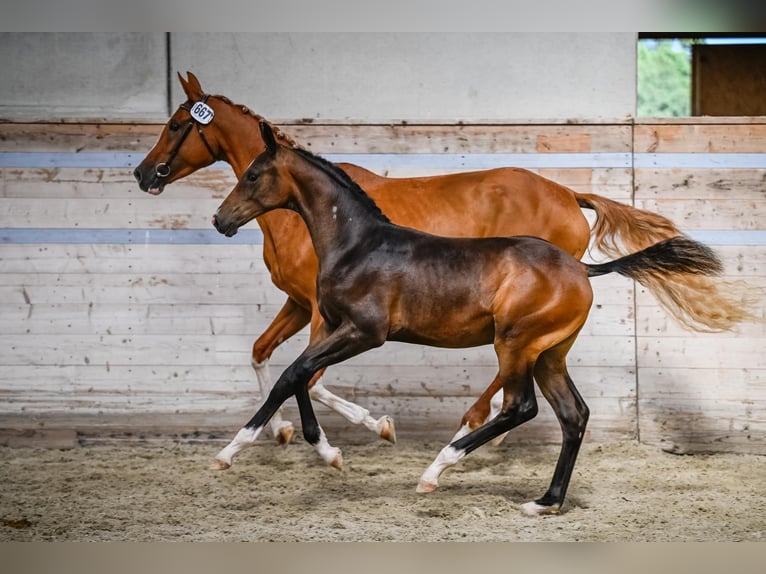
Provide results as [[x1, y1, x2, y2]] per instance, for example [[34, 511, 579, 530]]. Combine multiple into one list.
[[260, 121, 278, 155]]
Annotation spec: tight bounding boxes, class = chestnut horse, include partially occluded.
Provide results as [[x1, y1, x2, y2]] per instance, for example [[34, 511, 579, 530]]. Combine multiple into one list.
[[210, 122, 724, 514], [133, 72, 752, 459]]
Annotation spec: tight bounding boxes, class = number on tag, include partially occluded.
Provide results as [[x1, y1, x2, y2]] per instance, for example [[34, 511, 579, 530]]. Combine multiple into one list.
[[190, 101, 214, 124]]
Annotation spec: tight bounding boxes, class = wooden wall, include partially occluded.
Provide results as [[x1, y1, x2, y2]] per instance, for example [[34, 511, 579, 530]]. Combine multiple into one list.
[[1, 118, 764, 454]]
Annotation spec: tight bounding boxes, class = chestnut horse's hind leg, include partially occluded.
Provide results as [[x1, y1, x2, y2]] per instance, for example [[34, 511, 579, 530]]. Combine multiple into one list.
[[309, 378, 397, 443], [523, 337, 589, 516], [451, 375, 507, 447]]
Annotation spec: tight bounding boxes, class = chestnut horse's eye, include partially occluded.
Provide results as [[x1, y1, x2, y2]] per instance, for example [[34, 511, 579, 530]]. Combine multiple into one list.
[[247, 172, 258, 183], [169, 121, 180, 132]]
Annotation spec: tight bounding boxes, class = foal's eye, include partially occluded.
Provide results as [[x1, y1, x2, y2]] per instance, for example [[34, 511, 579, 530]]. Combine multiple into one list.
[[247, 172, 259, 183], [169, 121, 180, 132]]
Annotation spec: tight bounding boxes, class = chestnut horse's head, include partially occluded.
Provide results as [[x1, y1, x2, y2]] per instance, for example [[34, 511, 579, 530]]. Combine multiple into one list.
[[133, 71, 223, 195], [213, 122, 292, 237]]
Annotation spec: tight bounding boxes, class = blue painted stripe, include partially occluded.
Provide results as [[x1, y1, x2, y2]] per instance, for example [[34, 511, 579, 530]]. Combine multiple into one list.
[[4, 151, 766, 170], [0, 228, 264, 245], [2, 228, 765, 246], [0, 152, 631, 169], [634, 153, 766, 169]]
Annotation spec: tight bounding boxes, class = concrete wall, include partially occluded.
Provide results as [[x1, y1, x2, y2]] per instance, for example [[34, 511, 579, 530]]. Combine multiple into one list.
[[0, 33, 636, 121], [0, 33, 168, 120]]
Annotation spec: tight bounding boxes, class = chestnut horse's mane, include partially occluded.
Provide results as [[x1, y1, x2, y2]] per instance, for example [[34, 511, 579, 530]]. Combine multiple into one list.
[[199, 94, 304, 150], [291, 146, 392, 224]]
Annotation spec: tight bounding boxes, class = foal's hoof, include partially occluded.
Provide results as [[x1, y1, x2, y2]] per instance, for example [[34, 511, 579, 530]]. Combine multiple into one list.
[[274, 422, 295, 446], [210, 458, 231, 471], [520, 501, 561, 516], [330, 451, 343, 470], [416, 480, 438, 494], [377, 415, 397, 444]]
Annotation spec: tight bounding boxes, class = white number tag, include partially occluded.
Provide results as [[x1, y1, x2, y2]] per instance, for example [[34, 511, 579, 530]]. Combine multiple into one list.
[[190, 101, 214, 124]]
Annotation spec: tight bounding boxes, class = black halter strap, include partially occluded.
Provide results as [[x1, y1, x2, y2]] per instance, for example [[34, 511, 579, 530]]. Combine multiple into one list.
[[155, 94, 218, 179]]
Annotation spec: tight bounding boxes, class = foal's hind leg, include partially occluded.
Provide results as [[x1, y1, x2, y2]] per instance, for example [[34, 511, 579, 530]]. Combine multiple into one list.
[[418, 355, 538, 493], [522, 335, 589, 516]]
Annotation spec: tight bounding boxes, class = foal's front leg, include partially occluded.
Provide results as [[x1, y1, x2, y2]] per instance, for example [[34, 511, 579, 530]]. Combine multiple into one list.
[[212, 321, 383, 470]]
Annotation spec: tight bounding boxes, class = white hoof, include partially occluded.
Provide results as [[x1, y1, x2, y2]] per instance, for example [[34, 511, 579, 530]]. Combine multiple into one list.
[[520, 501, 561, 516], [210, 458, 231, 471], [416, 480, 438, 494], [377, 415, 397, 444]]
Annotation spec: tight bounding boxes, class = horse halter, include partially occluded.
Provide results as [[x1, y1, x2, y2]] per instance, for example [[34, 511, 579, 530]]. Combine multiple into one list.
[[155, 94, 218, 179]]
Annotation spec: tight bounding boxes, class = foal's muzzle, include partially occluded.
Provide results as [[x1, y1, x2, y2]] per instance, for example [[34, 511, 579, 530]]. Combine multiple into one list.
[[212, 213, 239, 237]]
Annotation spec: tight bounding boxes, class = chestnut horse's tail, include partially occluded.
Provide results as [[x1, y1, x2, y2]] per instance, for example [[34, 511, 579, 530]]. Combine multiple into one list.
[[586, 236, 760, 333], [575, 192, 682, 258]]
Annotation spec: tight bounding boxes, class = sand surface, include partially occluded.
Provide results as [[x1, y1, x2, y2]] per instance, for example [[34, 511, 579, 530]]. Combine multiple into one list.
[[1, 438, 765, 542]]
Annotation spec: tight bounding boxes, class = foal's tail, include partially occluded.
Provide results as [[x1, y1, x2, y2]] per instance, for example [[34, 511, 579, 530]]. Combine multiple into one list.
[[586, 236, 759, 332], [577, 193, 759, 332]]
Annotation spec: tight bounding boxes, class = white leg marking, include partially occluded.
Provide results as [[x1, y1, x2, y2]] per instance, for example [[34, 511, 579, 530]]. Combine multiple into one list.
[[252, 359, 294, 442], [310, 382, 396, 442], [521, 501, 561, 516], [416, 445, 466, 493], [314, 426, 343, 469], [449, 423, 471, 444], [488, 390, 510, 446], [212, 426, 263, 469]]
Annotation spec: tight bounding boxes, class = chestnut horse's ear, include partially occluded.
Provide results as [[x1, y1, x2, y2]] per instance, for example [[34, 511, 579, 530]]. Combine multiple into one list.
[[260, 121, 278, 155], [177, 71, 204, 100]]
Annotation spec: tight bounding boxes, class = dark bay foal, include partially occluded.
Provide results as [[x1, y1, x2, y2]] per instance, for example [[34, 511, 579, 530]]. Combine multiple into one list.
[[211, 122, 723, 515]]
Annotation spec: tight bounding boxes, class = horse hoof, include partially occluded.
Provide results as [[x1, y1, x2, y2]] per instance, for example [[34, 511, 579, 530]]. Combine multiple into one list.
[[210, 458, 231, 471], [275, 422, 295, 446], [378, 415, 397, 444], [520, 501, 560, 516], [416, 480, 438, 494], [490, 431, 509, 447], [329, 450, 343, 470]]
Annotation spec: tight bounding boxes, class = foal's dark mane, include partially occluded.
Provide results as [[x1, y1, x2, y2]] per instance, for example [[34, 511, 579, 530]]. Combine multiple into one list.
[[292, 147, 392, 224]]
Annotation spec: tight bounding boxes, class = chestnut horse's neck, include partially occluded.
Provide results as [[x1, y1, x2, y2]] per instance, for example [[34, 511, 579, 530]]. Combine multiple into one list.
[[208, 95, 300, 177], [285, 148, 392, 261]]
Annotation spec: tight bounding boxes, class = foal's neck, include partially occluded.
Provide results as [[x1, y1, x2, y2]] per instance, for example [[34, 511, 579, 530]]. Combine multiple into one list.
[[289, 156, 390, 261]]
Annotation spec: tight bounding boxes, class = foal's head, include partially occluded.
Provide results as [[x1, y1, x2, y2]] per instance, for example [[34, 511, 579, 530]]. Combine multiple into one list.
[[212, 122, 293, 237]]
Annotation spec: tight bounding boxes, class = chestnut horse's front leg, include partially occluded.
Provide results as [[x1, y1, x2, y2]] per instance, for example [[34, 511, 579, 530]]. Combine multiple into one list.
[[250, 297, 312, 445]]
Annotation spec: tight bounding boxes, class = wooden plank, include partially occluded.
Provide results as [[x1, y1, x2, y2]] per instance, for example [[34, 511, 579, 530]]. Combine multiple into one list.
[[634, 123, 766, 153], [0, 272, 285, 305], [0, 123, 633, 154], [0, 364, 634, 403], [0, 332, 637, 370], [1, 165, 631, 201], [634, 198, 766, 230], [0, 302, 289, 336], [636, 336, 766, 370], [0, 123, 163, 152], [635, 168, 766, 200], [637, 370, 766, 456], [0, 244, 266, 274], [0, 197, 223, 229], [0, 167, 234, 199]]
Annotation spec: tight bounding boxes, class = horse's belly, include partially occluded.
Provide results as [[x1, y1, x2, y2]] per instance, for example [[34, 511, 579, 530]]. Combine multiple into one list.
[[387, 313, 495, 348]]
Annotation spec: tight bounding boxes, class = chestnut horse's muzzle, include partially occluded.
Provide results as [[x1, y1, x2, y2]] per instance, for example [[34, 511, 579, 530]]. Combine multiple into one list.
[[133, 164, 166, 195]]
